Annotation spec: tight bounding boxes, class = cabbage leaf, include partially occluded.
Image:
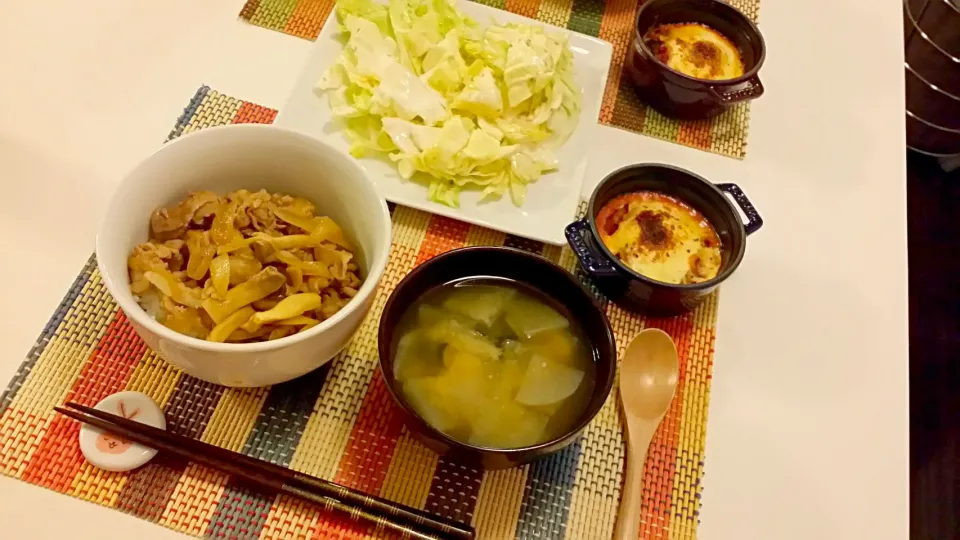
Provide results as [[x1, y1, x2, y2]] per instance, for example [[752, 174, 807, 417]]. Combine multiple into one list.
[[315, 0, 581, 207]]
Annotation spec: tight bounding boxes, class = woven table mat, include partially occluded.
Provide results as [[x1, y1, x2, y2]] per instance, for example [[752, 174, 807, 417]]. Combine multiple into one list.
[[0, 86, 717, 540], [238, 0, 759, 159]]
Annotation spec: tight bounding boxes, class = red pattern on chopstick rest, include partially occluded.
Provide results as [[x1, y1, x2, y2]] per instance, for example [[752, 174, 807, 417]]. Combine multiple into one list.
[[21, 311, 143, 488]]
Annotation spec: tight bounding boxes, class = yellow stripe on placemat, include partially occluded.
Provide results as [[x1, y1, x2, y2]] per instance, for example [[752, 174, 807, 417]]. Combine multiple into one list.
[[605, 305, 646, 355], [339, 276, 390, 363], [8, 338, 93, 416], [202, 388, 270, 452], [542, 243, 563, 264], [710, 103, 751, 158], [463, 224, 506, 247], [259, 494, 319, 540], [378, 430, 438, 507], [70, 464, 129, 506], [286, 414, 356, 481], [283, 349, 388, 482], [158, 463, 230, 535], [391, 205, 433, 245], [563, 398, 622, 540], [280, 356, 390, 484], [556, 243, 579, 272], [125, 352, 184, 408], [670, 293, 717, 539], [178, 90, 245, 136], [0, 409, 52, 476], [727, 0, 760, 21], [473, 467, 529, 538], [536, 0, 574, 27], [160, 389, 272, 535]]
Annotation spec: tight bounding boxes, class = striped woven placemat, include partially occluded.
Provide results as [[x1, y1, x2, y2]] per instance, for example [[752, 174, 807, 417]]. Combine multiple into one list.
[[238, 0, 760, 159], [0, 86, 717, 540]]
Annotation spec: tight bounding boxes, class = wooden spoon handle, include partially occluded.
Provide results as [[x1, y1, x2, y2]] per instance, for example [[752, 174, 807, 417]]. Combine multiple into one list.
[[613, 439, 648, 540]]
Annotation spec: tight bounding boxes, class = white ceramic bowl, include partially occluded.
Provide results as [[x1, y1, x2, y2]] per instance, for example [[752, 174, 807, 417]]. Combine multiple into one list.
[[96, 124, 392, 387]]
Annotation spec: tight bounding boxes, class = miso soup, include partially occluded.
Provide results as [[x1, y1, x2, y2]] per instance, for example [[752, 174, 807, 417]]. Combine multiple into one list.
[[391, 278, 596, 449]]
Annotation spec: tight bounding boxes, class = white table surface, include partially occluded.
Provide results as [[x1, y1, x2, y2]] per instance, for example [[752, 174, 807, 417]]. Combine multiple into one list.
[[0, 0, 909, 538]]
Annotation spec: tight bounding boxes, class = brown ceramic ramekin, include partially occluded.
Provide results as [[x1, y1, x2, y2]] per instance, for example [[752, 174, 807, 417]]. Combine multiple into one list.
[[627, 0, 767, 120]]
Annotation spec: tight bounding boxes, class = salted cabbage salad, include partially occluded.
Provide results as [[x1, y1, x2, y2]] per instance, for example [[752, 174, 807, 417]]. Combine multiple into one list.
[[315, 0, 582, 207]]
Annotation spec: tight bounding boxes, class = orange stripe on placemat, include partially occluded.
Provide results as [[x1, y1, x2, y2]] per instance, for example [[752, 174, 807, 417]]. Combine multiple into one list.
[[598, 0, 641, 124], [64, 311, 147, 406], [18, 415, 84, 491], [635, 314, 695, 538], [283, 0, 336, 40], [332, 373, 405, 493], [259, 494, 322, 540], [309, 372, 406, 540], [675, 118, 714, 150], [506, 0, 542, 18], [311, 511, 370, 540], [232, 101, 278, 125], [20, 311, 145, 489], [414, 215, 471, 266]]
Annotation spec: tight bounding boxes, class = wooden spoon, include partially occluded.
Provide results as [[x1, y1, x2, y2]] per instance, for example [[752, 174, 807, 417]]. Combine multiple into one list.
[[613, 328, 680, 540]]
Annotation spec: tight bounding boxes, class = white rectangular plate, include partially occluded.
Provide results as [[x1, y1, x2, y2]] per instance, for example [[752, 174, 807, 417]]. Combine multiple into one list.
[[276, 1, 613, 245]]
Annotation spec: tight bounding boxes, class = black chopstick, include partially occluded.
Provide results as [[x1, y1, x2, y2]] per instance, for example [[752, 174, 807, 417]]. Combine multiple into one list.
[[57, 403, 474, 540]]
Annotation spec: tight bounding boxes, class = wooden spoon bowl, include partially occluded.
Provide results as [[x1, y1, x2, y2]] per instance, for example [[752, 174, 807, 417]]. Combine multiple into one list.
[[614, 328, 679, 540]]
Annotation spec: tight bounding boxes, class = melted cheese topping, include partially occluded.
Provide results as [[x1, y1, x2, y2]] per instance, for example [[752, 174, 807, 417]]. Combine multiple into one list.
[[595, 192, 722, 285], [644, 23, 745, 81]]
